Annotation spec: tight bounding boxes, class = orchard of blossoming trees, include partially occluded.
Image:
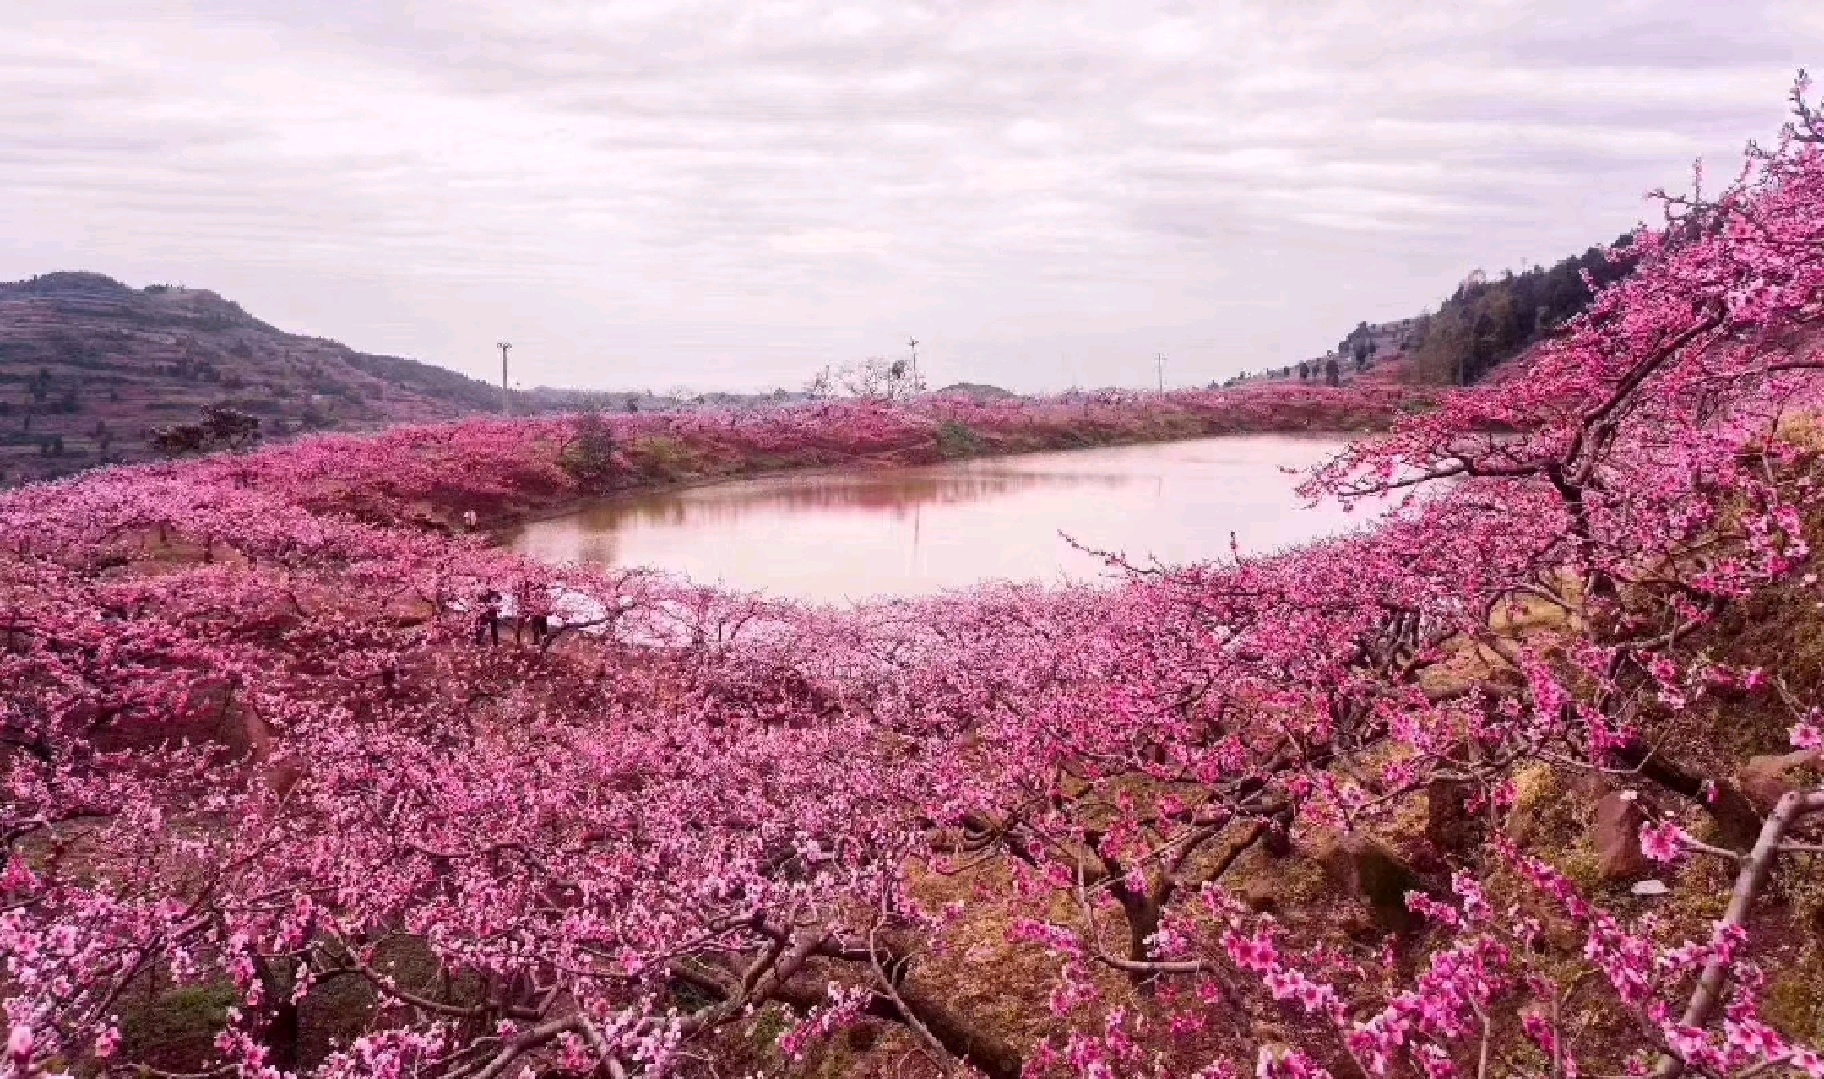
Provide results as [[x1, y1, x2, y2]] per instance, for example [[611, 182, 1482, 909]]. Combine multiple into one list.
[[5, 80, 1824, 1079]]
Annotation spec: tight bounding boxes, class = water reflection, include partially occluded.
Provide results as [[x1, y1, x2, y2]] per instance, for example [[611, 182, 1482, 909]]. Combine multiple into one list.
[[504, 435, 1368, 603]]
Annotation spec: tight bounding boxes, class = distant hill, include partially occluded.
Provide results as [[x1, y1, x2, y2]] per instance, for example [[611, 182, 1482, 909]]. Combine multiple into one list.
[[1220, 232, 1642, 393], [0, 272, 503, 485], [935, 381, 1018, 401], [1216, 318, 1419, 390], [1400, 234, 1640, 385]]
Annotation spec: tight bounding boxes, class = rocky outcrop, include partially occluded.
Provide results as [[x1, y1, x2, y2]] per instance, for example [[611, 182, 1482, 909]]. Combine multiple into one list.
[[1739, 749, 1822, 815], [1319, 834, 1430, 930], [1592, 791, 1649, 881]]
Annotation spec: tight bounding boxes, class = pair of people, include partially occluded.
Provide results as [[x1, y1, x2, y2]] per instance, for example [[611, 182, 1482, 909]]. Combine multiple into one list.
[[471, 589, 551, 647]]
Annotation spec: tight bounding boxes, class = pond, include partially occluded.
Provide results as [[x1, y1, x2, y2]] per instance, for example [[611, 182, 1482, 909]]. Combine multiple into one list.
[[502, 435, 1377, 603]]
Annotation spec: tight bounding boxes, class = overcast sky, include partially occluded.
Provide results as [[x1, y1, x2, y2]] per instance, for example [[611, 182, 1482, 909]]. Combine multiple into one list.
[[3, 2, 1820, 394]]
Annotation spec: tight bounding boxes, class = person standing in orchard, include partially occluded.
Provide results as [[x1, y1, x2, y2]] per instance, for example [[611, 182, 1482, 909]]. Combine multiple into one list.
[[473, 589, 501, 646]]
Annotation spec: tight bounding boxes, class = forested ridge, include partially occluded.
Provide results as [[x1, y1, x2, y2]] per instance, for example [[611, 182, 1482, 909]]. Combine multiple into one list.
[[1400, 235, 1642, 386]]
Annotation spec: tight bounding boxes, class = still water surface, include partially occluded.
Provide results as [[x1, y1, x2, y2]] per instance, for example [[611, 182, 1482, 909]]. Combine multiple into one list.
[[504, 435, 1374, 603]]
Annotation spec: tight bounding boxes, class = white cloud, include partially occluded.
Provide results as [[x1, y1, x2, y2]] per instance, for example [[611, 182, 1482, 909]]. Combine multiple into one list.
[[1134, 19, 1208, 60], [768, 229, 896, 255]]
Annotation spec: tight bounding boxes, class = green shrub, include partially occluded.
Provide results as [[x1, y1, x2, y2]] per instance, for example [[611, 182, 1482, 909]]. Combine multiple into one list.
[[120, 982, 238, 1071], [936, 421, 982, 459], [558, 411, 619, 488], [631, 435, 703, 480]]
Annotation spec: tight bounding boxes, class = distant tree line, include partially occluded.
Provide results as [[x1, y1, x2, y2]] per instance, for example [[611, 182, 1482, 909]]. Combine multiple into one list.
[[1406, 232, 1640, 385]]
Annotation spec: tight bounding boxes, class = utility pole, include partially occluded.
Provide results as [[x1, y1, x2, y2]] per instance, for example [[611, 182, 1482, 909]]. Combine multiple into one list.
[[1155, 353, 1167, 393], [907, 337, 920, 393], [496, 342, 512, 416]]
